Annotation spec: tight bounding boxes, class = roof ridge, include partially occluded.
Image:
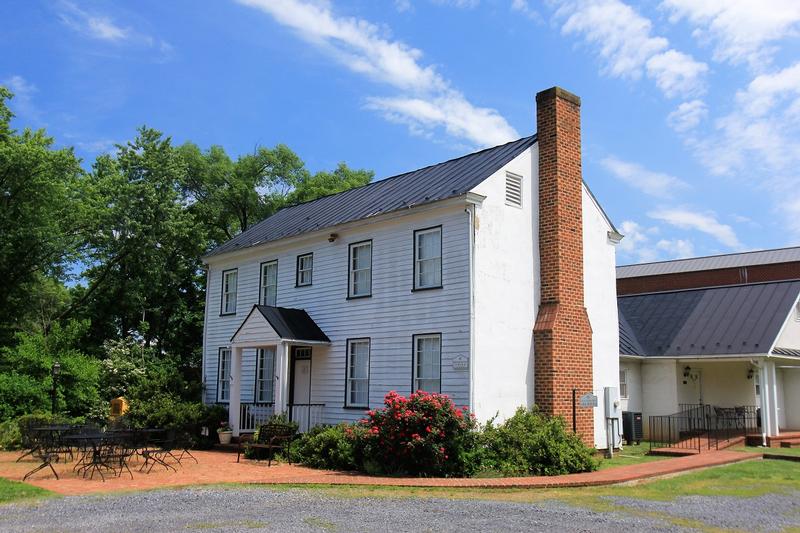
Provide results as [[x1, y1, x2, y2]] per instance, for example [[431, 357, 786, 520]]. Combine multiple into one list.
[[617, 245, 800, 270], [618, 278, 800, 298]]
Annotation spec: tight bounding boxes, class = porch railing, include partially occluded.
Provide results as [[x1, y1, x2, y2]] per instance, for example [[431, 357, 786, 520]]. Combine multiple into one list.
[[650, 404, 759, 452], [239, 403, 275, 433], [289, 403, 325, 433]]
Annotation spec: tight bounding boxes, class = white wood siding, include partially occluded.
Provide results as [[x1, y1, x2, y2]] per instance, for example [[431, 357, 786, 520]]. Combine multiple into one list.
[[203, 204, 472, 423]]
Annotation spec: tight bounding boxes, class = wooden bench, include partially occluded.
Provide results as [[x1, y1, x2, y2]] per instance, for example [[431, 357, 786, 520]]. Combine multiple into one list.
[[236, 424, 296, 465]]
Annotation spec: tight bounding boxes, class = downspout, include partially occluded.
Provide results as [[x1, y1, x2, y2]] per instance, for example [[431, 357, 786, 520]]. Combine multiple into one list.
[[466, 203, 477, 413], [201, 265, 211, 405]]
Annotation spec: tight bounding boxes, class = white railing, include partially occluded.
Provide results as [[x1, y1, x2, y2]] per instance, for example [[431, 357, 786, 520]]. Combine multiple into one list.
[[239, 403, 275, 433], [289, 403, 325, 433]]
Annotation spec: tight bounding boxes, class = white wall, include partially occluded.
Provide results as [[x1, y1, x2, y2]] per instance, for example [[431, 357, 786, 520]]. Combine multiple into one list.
[[620, 359, 642, 413], [204, 203, 472, 424], [470, 145, 538, 422], [675, 361, 756, 408], [641, 360, 679, 438], [774, 299, 800, 348], [782, 368, 800, 429], [583, 186, 622, 449]]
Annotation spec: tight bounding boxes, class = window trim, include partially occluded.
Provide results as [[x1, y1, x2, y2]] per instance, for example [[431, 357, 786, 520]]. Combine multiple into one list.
[[347, 240, 373, 300], [295, 253, 313, 287], [411, 332, 442, 394], [412, 226, 443, 292], [619, 368, 628, 399], [217, 347, 231, 403], [344, 337, 371, 408], [254, 347, 276, 404], [259, 260, 279, 307], [219, 269, 238, 316]]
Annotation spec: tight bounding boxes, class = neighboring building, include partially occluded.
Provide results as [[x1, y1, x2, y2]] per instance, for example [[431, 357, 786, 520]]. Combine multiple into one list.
[[617, 247, 800, 441], [201, 87, 623, 448]]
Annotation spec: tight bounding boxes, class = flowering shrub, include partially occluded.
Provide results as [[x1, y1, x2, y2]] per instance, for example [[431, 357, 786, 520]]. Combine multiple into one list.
[[293, 424, 360, 470], [357, 390, 479, 477]]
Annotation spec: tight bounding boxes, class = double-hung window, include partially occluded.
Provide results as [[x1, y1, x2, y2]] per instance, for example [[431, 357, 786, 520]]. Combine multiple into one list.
[[217, 348, 231, 402], [296, 253, 313, 287], [221, 269, 238, 315], [413, 334, 441, 393], [255, 347, 275, 403], [619, 369, 628, 399], [348, 241, 372, 298], [260, 260, 278, 306], [414, 227, 442, 290], [346, 339, 370, 407]]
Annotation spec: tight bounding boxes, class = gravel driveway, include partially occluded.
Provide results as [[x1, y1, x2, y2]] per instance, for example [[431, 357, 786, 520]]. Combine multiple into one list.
[[0, 486, 797, 532]]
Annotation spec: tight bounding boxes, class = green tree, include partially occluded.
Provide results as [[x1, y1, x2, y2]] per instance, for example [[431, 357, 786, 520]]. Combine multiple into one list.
[[0, 87, 83, 343]]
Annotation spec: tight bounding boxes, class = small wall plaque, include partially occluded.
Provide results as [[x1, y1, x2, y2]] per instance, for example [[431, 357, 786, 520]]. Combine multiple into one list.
[[452, 355, 469, 371], [580, 393, 598, 408]]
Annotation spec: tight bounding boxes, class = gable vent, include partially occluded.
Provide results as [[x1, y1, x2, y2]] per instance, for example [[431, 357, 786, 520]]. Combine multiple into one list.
[[505, 172, 523, 207]]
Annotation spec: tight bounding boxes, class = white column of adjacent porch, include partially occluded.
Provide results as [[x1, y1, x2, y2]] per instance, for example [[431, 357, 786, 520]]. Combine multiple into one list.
[[229, 346, 243, 437]]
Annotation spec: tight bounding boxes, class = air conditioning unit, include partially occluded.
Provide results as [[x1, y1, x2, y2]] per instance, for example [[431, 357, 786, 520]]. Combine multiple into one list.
[[622, 411, 643, 445]]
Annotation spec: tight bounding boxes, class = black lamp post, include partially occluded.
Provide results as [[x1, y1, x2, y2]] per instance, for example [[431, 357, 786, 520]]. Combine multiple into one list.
[[51, 361, 61, 414]]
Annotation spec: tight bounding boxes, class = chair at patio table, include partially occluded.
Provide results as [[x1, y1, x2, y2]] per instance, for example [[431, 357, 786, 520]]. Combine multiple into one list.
[[22, 430, 64, 481], [139, 429, 180, 473]]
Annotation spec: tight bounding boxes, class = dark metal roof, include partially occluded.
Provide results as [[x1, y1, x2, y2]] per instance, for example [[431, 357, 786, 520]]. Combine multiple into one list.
[[206, 135, 537, 258], [617, 246, 800, 279], [617, 280, 800, 357], [256, 305, 330, 343], [231, 305, 330, 343]]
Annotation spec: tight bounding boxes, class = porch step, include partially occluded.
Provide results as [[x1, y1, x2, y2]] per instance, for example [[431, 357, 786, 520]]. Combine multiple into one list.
[[648, 448, 698, 457], [779, 439, 800, 448]]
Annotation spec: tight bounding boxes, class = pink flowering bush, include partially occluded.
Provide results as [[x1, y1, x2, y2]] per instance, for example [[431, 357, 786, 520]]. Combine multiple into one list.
[[357, 390, 479, 477]]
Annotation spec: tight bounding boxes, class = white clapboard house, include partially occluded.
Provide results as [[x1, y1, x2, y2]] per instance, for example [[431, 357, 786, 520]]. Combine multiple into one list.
[[201, 87, 623, 448]]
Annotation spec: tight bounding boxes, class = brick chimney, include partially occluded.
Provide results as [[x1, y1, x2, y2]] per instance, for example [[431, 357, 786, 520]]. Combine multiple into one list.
[[532, 87, 594, 444]]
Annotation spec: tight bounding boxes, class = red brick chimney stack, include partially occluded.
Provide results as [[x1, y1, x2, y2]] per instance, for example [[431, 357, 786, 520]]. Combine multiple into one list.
[[533, 87, 594, 444]]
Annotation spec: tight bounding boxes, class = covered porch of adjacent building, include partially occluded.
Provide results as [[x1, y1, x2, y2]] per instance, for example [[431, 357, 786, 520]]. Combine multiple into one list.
[[621, 355, 800, 449], [227, 305, 331, 436]]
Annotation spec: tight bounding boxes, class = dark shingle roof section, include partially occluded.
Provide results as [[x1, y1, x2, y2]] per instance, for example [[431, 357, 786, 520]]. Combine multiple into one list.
[[257, 305, 330, 343], [205, 135, 537, 258], [773, 347, 800, 357], [617, 280, 800, 357]]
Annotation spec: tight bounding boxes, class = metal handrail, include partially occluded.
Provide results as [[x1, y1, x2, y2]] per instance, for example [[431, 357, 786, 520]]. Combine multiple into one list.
[[650, 404, 759, 452]]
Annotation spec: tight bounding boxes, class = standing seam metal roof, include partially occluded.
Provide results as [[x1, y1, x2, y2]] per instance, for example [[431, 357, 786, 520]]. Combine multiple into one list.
[[616, 246, 800, 279], [617, 280, 800, 357], [205, 135, 537, 258]]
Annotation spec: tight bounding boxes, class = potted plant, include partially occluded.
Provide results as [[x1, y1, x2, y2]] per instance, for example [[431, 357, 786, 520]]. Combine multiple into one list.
[[217, 421, 233, 444]]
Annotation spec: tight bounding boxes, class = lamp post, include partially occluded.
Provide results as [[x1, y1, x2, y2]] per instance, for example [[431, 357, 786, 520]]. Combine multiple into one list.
[[51, 361, 61, 414]]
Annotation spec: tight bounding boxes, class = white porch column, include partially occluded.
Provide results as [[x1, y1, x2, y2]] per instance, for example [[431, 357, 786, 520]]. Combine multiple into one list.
[[769, 361, 781, 437], [274, 341, 291, 415], [759, 362, 772, 441], [229, 346, 243, 437]]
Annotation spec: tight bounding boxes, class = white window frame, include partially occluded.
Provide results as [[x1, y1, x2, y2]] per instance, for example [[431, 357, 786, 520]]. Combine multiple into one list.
[[413, 226, 442, 290], [221, 269, 238, 315], [619, 368, 628, 399], [348, 241, 372, 298], [217, 348, 231, 402], [413, 333, 441, 393], [345, 338, 370, 407], [260, 260, 278, 306], [296, 253, 313, 287], [255, 347, 275, 404]]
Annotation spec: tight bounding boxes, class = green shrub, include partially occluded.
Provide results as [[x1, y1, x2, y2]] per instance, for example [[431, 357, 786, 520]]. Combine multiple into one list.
[[0, 413, 78, 450], [293, 424, 359, 470], [480, 407, 598, 476], [125, 397, 226, 449], [358, 391, 480, 477]]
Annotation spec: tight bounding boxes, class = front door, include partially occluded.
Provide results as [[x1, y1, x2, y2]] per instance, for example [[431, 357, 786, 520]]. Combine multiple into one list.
[[290, 346, 312, 404]]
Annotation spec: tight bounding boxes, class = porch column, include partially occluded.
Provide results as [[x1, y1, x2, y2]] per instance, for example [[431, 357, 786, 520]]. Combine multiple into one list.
[[274, 341, 290, 415], [759, 361, 773, 441], [229, 346, 243, 437], [769, 361, 781, 437]]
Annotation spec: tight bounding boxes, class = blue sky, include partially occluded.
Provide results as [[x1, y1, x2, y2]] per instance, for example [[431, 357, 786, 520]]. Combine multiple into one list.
[[2, 0, 799, 265]]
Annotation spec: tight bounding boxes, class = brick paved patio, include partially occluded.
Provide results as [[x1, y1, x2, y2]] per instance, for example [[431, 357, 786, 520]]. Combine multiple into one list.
[[0, 449, 760, 496]]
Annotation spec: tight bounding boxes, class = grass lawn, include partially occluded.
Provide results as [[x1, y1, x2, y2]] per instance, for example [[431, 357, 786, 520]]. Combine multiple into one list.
[[732, 445, 800, 458], [596, 442, 670, 470], [0, 477, 55, 504]]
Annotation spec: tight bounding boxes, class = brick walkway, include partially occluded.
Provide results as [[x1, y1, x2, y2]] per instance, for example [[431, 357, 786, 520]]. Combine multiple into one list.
[[0, 449, 760, 496]]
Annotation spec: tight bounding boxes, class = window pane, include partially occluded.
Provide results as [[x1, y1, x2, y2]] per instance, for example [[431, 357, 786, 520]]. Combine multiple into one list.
[[415, 229, 441, 289], [223, 271, 237, 313], [219, 349, 231, 401], [262, 262, 277, 306], [347, 340, 370, 406], [414, 335, 440, 392]]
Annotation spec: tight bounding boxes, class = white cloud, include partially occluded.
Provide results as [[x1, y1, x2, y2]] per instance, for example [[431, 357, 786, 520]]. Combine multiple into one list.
[[649, 207, 741, 248], [2, 75, 43, 125], [656, 238, 695, 258], [394, 0, 413, 12], [511, 0, 542, 21], [553, 0, 707, 98], [57, 1, 130, 42], [661, 0, 800, 69], [600, 156, 689, 198], [736, 62, 800, 117], [238, 0, 518, 147], [432, 0, 479, 7], [616, 220, 696, 262], [667, 99, 708, 132]]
